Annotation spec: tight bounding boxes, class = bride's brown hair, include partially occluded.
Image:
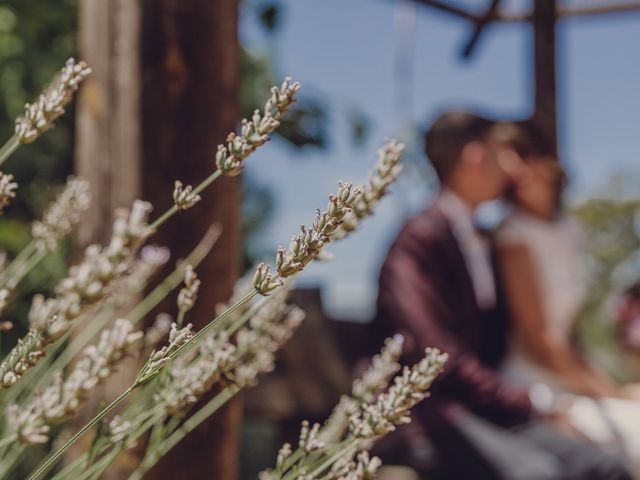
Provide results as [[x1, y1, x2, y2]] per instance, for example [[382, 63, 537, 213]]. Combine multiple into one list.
[[492, 120, 567, 211]]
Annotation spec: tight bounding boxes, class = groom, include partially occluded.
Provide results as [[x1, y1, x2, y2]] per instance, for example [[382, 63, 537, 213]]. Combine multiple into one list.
[[376, 111, 631, 479]]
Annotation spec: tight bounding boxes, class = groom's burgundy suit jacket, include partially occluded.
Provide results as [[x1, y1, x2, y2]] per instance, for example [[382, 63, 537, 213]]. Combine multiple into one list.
[[376, 204, 533, 434]]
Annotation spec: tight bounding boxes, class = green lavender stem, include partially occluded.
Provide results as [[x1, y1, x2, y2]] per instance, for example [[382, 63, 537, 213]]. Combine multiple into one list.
[[168, 289, 258, 363], [129, 224, 221, 324], [278, 448, 305, 476], [129, 386, 240, 480], [27, 286, 257, 479], [0, 434, 16, 452], [0, 136, 19, 167], [0, 443, 25, 480], [5, 249, 45, 290], [224, 278, 293, 337], [48, 408, 166, 480], [224, 296, 269, 336], [175, 310, 186, 329], [48, 451, 89, 480], [27, 388, 132, 480], [0, 240, 37, 286], [149, 170, 222, 231], [1, 225, 221, 407], [78, 446, 122, 480], [296, 439, 358, 480]]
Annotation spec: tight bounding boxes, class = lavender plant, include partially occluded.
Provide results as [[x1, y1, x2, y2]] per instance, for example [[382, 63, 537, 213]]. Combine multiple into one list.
[[0, 230, 219, 478], [0, 173, 17, 214], [0, 71, 300, 394], [23, 177, 367, 480], [0, 58, 91, 166], [52, 148, 412, 478], [261, 346, 448, 480], [0, 55, 448, 480], [7, 319, 143, 445], [0, 60, 300, 477]]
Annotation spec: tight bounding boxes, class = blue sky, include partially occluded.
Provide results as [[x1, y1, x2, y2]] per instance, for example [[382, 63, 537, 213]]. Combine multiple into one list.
[[240, 0, 640, 320]]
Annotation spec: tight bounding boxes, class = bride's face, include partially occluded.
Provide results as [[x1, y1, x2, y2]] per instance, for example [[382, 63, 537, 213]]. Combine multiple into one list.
[[511, 155, 562, 215]]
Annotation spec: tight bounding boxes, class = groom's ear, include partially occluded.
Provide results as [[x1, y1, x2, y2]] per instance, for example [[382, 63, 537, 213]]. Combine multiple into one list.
[[460, 141, 486, 168]]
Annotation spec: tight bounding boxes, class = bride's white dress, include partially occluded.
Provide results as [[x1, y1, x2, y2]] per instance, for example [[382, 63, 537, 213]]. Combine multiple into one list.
[[497, 209, 640, 476]]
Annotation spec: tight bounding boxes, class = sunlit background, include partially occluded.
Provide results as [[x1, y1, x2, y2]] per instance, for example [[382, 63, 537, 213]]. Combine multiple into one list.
[[241, 0, 640, 320]]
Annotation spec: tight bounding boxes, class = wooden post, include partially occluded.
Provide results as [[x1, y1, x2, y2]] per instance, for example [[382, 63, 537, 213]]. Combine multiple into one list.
[[75, 1, 143, 477], [76, 0, 142, 245], [140, 0, 242, 479], [76, 0, 242, 477], [532, 0, 558, 155]]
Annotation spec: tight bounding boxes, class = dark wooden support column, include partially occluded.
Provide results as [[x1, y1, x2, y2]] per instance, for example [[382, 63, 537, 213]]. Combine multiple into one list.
[[532, 0, 558, 155], [141, 0, 242, 479], [78, 0, 242, 477]]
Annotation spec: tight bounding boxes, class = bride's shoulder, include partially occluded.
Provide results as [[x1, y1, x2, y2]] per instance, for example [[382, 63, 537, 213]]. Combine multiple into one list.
[[494, 210, 540, 247]]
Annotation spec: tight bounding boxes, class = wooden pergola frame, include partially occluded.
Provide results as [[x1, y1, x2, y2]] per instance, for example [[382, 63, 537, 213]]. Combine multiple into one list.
[[411, 0, 640, 155], [415, 0, 640, 23]]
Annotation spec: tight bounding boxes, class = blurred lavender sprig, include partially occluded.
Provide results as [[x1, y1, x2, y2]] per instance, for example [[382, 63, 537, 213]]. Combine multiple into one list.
[[262, 344, 446, 480], [319, 334, 404, 445], [155, 288, 303, 415], [0, 200, 152, 389], [15, 58, 91, 145], [32, 177, 91, 253], [7, 319, 142, 445], [0, 173, 17, 214], [350, 347, 448, 439], [176, 265, 201, 315]]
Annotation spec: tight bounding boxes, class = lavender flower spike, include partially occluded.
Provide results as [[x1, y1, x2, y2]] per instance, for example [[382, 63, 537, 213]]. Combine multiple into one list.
[[15, 58, 91, 144]]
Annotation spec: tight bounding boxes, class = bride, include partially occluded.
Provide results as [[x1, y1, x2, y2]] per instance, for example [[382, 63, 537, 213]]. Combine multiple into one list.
[[493, 122, 640, 477]]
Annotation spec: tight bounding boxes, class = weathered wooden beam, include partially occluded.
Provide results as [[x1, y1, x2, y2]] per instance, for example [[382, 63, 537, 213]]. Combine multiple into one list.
[[76, 0, 142, 246], [493, 2, 640, 22], [461, 0, 501, 58], [559, 1, 640, 18], [411, 0, 479, 21], [413, 0, 640, 23]]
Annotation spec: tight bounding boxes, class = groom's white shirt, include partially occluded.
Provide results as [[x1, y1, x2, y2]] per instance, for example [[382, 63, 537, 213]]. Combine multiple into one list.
[[437, 188, 496, 310]]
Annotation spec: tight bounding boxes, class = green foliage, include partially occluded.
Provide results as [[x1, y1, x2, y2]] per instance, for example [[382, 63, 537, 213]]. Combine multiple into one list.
[[0, 1, 77, 190], [347, 108, 370, 147], [256, 1, 282, 33], [0, 2, 78, 355], [276, 97, 328, 149], [573, 198, 640, 379]]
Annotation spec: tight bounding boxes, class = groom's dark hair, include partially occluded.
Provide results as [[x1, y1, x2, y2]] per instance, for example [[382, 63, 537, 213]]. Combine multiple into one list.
[[424, 111, 494, 182]]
